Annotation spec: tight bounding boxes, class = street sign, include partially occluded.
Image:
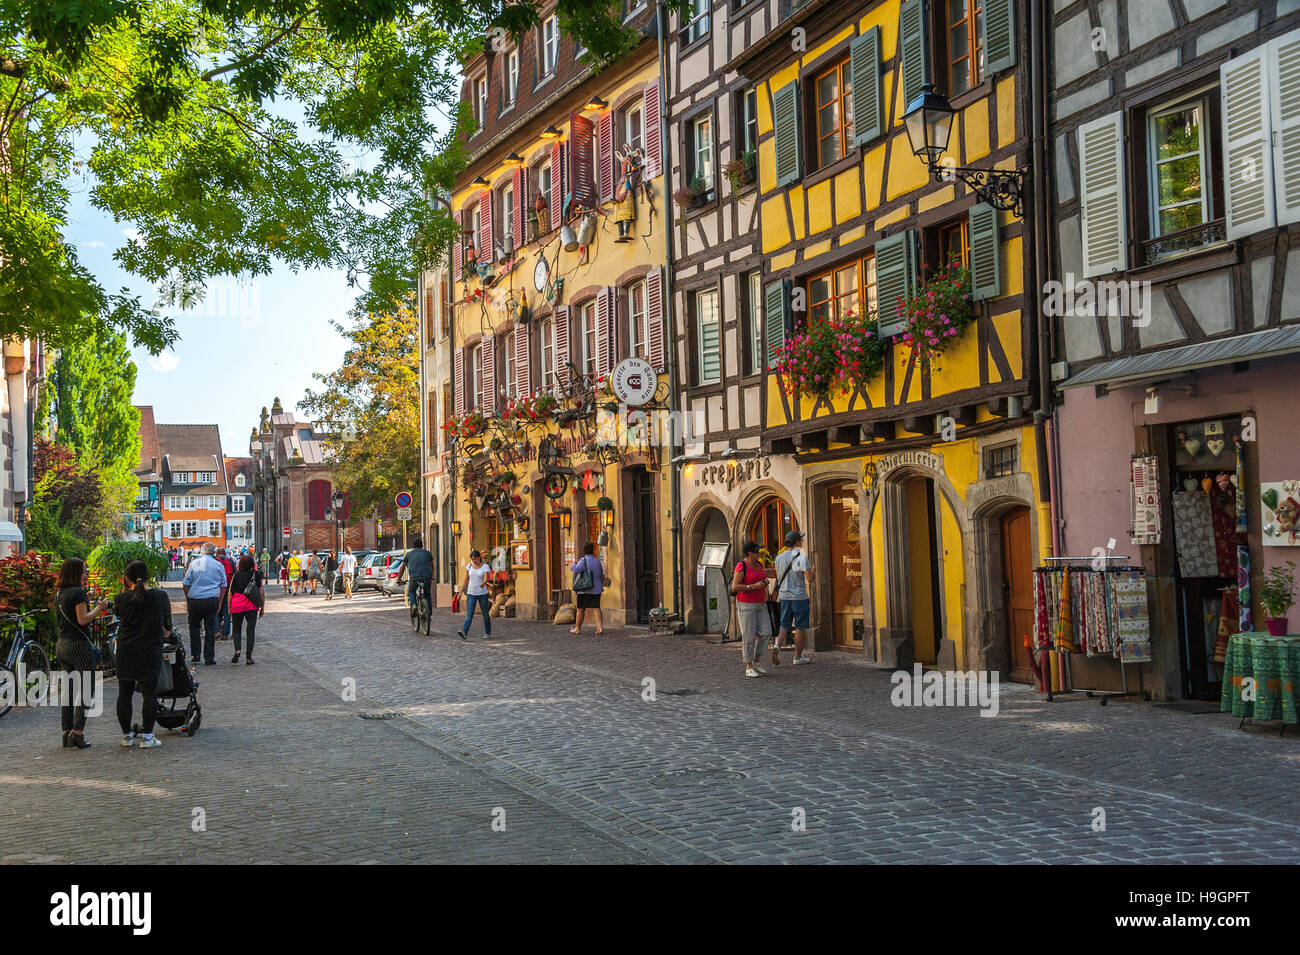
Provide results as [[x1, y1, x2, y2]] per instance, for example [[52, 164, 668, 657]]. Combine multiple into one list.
[[282, 527, 291, 537], [395, 491, 413, 509], [397, 506, 412, 521]]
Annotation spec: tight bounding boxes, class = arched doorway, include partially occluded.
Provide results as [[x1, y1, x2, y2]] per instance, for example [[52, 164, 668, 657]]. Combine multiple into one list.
[[748, 495, 797, 556], [825, 482, 863, 648], [685, 502, 731, 633]]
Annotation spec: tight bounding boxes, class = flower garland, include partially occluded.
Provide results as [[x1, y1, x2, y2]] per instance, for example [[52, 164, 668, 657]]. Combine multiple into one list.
[[502, 392, 559, 422], [896, 261, 975, 370], [442, 410, 488, 439], [777, 306, 888, 401]]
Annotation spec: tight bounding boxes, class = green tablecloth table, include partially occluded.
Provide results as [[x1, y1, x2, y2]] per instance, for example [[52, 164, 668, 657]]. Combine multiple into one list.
[[1220, 633, 1300, 725]]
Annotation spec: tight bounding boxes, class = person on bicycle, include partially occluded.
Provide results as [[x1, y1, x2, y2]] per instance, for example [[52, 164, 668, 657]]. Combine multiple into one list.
[[405, 538, 434, 624]]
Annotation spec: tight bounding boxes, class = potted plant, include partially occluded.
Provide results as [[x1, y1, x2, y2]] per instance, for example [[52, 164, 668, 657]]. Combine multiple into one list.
[[1259, 560, 1296, 635], [777, 305, 888, 401], [724, 152, 756, 194], [895, 259, 976, 371], [672, 185, 699, 210]]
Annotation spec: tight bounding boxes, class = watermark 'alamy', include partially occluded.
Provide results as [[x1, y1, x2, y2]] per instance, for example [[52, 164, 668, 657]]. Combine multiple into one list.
[[890, 664, 1000, 717], [0, 667, 103, 715], [1043, 273, 1151, 327], [49, 886, 151, 936]]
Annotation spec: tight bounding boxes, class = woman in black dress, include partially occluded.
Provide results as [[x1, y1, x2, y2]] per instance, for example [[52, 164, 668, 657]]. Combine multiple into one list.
[[112, 560, 173, 749], [54, 558, 111, 749]]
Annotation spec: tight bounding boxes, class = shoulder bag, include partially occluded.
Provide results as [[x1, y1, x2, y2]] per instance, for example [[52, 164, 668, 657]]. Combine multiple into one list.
[[572, 555, 595, 593]]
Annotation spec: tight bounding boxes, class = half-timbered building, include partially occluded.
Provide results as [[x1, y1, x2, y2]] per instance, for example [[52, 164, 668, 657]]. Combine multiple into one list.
[[448, 5, 675, 625], [727, 0, 1044, 678], [1049, 0, 1300, 701]]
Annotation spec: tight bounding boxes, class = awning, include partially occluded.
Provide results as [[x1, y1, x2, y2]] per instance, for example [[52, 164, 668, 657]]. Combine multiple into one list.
[[0, 521, 23, 542], [1060, 324, 1300, 389]]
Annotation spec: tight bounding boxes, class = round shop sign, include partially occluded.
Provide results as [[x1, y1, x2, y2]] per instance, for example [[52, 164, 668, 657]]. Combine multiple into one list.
[[611, 358, 657, 406]]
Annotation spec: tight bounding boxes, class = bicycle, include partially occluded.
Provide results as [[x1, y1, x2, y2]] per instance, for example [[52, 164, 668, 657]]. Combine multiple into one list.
[[0, 609, 53, 718], [409, 580, 431, 636]]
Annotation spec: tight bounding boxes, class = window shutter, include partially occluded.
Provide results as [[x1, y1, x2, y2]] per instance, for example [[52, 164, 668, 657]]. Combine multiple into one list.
[[482, 337, 496, 413], [1077, 111, 1128, 276], [479, 189, 493, 264], [555, 305, 572, 386], [454, 347, 465, 415], [984, 0, 1017, 74], [699, 297, 721, 384], [773, 80, 801, 187], [596, 287, 614, 375], [1222, 48, 1275, 240], [550, 141, 564, 223], [875, 230, 917, 337], [515, 324, 531, 395], [512, 166, 525, 247], [598, 110, 615, 203], [851, 27, 883, 146], [1269, 30, 1300, 226], [647, 265, 665, 373], [453, 209, 462, 280], [968, 202, 1001, 301], [764, 279, 790, 369], [898, 0, 930, 109], [644, 84, 662, 179]]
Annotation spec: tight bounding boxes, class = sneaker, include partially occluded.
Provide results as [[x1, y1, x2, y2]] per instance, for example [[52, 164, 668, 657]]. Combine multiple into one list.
[[135, 735, 161, 748], [121, 734, 135, 748], [792, 655, 813, 665], [744, 666, 760, 678], [751, 663, 767, 675], [456, 629, 465, 640], [482, 633, 491, 640], [770, 645, 781, 666]]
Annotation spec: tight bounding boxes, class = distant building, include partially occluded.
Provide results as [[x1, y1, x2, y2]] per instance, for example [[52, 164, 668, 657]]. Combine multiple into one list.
[[249, 398, 376, 553], [1, 338, 44, 555], [224, 456, 255, 551], [127, 405, 163, 545], [157, 423, 228, 555]]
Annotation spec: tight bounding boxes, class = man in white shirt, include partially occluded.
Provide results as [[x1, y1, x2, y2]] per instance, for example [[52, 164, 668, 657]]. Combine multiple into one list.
[[773, 530, 815, 666], [338, 547, 358, 599]]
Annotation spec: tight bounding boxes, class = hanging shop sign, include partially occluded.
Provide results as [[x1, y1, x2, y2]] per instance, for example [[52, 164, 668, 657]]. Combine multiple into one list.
[[695, 456, 772, 490], [1130, 454, 1161, 545], [872, 450, 945, 478], [611, 358, 657, 406]]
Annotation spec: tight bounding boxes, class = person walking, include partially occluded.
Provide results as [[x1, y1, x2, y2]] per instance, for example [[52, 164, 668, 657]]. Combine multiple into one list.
[[228, 554, 265, 664], [288, 551, 302, 595], [731, 541, 772, 678], [114, 559, 173, 748], [338, 547, 357, 598], [53, 558, 110, 749], [216, 547, 236, 639], [277, 549, 291, 594], [405, 537, 434, 620], [259, 548, 271, 582], [182, 542, 227, 665], [323, 550, 339, 600], [773, 530, 814, 666], [305, 551, 323, 595], [569, 542, 606, 635], [456, 550, 491, 640]]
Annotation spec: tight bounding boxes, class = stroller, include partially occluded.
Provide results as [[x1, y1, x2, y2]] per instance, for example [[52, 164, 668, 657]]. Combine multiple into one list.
[[148, 639, 202, 737]]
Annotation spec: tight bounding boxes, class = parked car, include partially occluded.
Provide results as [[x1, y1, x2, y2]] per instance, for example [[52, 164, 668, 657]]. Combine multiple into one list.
[[358, 550, 402, 591], [379, 557, 407, 596]]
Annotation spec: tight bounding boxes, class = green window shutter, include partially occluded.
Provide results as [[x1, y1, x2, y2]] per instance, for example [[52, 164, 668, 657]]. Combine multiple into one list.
[[773, 81, 801, 187], [875, 230, 917, 337], [984, 0, 1016, 75], [898, 0, 930, 110], [968, 202, 1001, 301], [851, 27, 883, 146], [765, 279, 790, 369]]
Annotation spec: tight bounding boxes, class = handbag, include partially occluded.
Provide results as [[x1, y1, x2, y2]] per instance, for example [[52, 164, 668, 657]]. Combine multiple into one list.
[[572, 555, 595, 593], [156, 653, 174, 694], [766, 558, 796, 634]]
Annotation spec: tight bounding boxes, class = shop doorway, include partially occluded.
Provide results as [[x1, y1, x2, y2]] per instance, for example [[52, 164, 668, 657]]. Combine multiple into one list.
[[696, 508, 730, 634], [630, 467, 658, 622], [826, 482, 864, 648], [547, 513, 565, 612], [905, 475, 943, 665], [1000, 507, 1035, 683]]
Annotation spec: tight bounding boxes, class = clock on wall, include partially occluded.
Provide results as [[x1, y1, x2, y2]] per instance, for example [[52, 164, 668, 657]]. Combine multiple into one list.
[[533, 255, 550, 292]]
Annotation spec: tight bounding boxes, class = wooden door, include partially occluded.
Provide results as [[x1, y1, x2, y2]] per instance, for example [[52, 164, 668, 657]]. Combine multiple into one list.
[[827, 483, 863, 647], [547, 514, 563, 605], [1001, 507, 1034, 683]]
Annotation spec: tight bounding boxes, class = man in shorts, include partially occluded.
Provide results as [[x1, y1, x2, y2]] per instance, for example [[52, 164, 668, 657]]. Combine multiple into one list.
[[338, 547, 358, 598], [278, 549, 291, 594], [773, 529, 814, 665]]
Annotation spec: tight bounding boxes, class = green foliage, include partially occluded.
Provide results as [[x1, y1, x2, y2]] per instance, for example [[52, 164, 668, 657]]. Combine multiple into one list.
[[0, 552, 60, 646], [299, 301, 420, 521], [24, 437, 133, 559], [1260, 561, 1297, 619], [49, 325, 141, 477], [87, 539, 170, 594]]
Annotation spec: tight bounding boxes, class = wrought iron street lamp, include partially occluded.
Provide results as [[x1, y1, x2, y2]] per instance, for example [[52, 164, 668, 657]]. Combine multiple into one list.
[[903, 83, 1026, 218], [330, 490, 345, 552]]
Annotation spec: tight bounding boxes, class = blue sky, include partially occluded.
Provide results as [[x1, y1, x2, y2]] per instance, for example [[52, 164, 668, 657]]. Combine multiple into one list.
[[67, 190, 357, 461]]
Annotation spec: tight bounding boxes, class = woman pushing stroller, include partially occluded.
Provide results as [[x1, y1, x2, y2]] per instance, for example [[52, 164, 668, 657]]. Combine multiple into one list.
[[113, 560, 173, 749]]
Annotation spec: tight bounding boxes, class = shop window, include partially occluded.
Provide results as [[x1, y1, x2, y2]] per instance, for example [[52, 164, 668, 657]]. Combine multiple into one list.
[[813, 57, 853, 170], [983, 444, 1016, 478], [749, 497, 797, 557]]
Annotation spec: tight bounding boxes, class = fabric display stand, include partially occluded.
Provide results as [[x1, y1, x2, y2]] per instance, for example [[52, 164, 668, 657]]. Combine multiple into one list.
[[1032, 558, 1152, 704]]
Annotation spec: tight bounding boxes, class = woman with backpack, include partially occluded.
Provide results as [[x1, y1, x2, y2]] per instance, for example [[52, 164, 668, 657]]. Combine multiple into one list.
[[731, 541, 773, 678], [569, 542, 606, 635], [113, 560, 173, 749], [229, 553, 265, 664]]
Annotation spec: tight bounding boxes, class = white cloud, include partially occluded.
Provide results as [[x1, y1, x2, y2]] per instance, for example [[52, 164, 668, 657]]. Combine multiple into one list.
[[122, 228, 145, 247], [147, 351, 179, 373], [84, 240, 106, 248]]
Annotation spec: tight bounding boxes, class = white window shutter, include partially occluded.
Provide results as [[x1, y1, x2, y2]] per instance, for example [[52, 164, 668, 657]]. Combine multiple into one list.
[[1269, 28, 1300, 226], [1222, 46, 1275, 240], [1078, 112, 1127, 277]]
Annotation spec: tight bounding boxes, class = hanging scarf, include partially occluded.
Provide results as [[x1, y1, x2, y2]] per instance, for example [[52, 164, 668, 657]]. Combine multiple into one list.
[[1237, 545, 1252, 633], [1235, 437, 1248, 534]]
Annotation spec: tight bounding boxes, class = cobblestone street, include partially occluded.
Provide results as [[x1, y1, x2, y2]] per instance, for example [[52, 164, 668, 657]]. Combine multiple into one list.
[[3, 584, 1298, 864]]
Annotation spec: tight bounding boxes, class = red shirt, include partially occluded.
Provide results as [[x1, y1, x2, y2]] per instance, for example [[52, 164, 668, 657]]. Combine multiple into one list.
[[735, 561, 768, 603]]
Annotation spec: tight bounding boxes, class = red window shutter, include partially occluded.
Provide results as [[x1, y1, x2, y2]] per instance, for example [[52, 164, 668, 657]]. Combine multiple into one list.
[[482, 336, 496, 413], [647, 266, 665, 373], [596, 287, 615, 376], [454, 347, 465, 415], [512, 166, 525, 248], [515, 324, 531, 395], [554, 306, 571, 387], [453, 209, 462, 280], [550, 142, 564, 224], [643, 84, 662, 180], [479, 190, 493, 264], [598, 111, 614, 203], [341, 492, 351, 521]]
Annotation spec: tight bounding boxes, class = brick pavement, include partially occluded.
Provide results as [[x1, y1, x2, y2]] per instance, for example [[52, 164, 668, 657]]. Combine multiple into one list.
[[3, 584, 1297, 864]]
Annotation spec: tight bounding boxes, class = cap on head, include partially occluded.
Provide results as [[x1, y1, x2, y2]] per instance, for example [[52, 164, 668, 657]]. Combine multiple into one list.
[[784, 530, 804, 547]]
